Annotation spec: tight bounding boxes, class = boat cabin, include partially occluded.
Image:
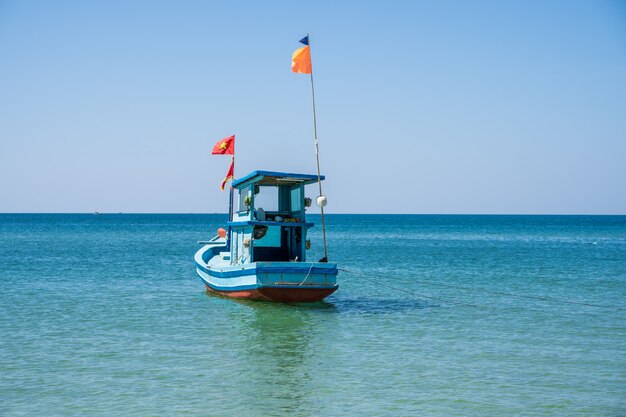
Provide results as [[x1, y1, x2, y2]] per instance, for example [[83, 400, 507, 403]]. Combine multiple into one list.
[[227, 171, 322, 264]]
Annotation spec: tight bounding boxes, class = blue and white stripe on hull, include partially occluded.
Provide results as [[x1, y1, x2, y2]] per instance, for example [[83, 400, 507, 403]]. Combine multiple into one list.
[[196, 262, 338, 290], [196, 267, 259, 291], [195, 243, 338, 301]]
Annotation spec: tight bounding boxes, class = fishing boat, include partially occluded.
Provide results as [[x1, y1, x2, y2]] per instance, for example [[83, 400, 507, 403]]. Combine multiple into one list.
[[194, 170, 338, 302], [195, 35, 336, 301]]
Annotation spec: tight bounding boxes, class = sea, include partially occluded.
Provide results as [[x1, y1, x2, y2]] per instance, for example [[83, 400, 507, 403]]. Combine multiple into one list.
[[1, 214, 624, 416]]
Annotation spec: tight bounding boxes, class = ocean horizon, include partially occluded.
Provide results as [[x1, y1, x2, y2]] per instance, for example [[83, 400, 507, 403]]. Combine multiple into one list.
[[1, 213, 624, 416], [2, 212, 624, 215]]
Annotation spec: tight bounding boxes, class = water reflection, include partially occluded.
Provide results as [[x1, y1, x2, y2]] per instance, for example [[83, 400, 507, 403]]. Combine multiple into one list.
[[331, 297, 435, 315], [199, 292, 437, 415], [211, 298, 333, 417], [205, 291, 437, 315]]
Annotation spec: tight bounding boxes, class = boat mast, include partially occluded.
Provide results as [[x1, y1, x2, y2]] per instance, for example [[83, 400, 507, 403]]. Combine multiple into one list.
[[230, 139, 235, 221], [228, 155, 235, 222], [228, 145, 235, 251], [307, 34, 328, 262]]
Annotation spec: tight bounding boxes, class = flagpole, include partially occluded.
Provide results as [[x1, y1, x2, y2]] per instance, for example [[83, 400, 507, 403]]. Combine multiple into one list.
[[307, 34, 329, 262], [228, 143, 235, 253], [229, 139, 235, 223], [229, 156, 235, 221]]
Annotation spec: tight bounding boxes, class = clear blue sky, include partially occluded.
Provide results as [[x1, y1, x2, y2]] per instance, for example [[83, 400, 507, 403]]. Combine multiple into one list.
[[1, 0, 625, 214]]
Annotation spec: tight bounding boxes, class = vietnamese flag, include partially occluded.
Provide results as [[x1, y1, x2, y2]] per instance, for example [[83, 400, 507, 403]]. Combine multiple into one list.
[[221, 157, 235, 191], [212, 135, 235, 155], [292, 36, 312, 74]]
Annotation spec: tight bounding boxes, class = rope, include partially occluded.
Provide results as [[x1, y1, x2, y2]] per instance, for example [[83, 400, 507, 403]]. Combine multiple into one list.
[[340, 269, 482, 308], [340, 268, 625, 311], [299, 263, 315, 286], [409, 279, 626, 311]]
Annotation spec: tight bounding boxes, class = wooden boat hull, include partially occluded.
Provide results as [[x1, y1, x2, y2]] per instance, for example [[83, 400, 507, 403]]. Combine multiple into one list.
[[195, 243, 338, 303], [204, 284, 337, 302]]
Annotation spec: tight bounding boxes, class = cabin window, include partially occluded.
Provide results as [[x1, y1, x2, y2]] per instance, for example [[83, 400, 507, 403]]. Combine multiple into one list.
[[252, 225, 290, 262], [290, 187, 301, 212], [238, 186, 252, 212], [231, 230, 238, 263], [254, 186, 278, 212], [253, 225, 281, 247]]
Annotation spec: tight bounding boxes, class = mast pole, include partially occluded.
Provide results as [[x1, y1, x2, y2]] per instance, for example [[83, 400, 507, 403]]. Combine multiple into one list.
[[308, 34, 328, 261], [228, 146, 234, 256], [229, 138, 236, 222]]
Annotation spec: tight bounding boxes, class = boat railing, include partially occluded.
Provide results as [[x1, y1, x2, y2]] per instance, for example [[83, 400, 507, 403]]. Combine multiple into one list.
[[197, 235, 226, 245], [195, 237, 227, 265], [227, 220, 313, 228]]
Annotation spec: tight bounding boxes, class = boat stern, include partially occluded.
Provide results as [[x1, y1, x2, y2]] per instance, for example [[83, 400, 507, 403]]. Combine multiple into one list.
[[255, 261, 338, 302]]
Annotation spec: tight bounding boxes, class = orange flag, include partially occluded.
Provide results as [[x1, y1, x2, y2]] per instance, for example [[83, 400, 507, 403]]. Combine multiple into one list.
[[292, 46, 312, 74], [212, 135, 235, 155], [221, 157, 234, 191]]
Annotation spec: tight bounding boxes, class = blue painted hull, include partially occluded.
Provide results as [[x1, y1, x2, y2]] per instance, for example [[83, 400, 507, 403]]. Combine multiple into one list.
[[194, 243, 338, 302]]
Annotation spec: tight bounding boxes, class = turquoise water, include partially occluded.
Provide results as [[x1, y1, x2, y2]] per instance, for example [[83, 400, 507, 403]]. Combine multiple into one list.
[[1, 214, 625, 416]]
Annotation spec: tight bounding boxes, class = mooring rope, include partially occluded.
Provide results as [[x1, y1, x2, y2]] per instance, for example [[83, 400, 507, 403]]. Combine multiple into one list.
[[340, 269, 482, 308], [299, 263, 315, 286], [340, 268, 625, 311], [407, 278, 626, 311]]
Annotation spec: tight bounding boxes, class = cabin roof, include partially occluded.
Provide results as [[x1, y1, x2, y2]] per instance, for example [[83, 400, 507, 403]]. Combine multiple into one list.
[[232, 170, 324, 188]]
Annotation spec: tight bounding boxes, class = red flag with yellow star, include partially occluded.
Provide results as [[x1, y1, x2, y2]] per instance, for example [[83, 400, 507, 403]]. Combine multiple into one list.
[[221, 157, 235, 191], [212, 135, 235, 155]]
